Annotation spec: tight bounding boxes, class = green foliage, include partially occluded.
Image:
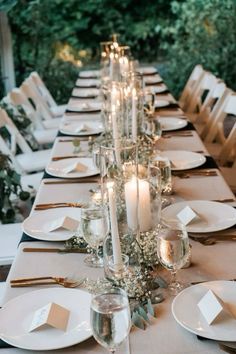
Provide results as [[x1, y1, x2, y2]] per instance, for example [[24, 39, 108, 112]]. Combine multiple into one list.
[[0, 101, 39, 150], [161, 0, 236, 97], [0, 0, 17, 12], [0, 153, 30, 223], [5, 0, 236, 101], [7, 0, 173, 102]]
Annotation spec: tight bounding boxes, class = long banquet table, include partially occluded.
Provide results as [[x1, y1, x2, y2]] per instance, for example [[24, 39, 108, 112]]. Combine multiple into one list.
[[1, 68, 236, 354]]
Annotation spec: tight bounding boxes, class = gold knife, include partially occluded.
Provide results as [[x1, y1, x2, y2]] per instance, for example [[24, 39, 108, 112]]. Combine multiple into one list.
[[23, 247, 87, 253]]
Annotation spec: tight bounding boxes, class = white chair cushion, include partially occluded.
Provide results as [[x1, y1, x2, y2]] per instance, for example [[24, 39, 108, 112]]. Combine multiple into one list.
[[50, 104, 67, 117], [0, 223, 21, 265], [21, 172, 43, 192], [16, 149, 51, 173], [43, 117, 62, 129], [34, 128, 57, 144]]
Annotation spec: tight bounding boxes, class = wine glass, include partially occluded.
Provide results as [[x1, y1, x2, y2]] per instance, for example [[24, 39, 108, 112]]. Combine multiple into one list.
[[80, 205, 109, 268], [90, 287, 131, 354], [156, 219, 190, 295], [151, 155, 173, 207]]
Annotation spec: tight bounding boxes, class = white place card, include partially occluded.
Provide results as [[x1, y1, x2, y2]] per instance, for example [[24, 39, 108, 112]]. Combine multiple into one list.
[[62, 162, 88, 174], [81, 103, 90, 110], [47, 216, 79, 232], [177, 205, 199, 226], [29, 302, 70, 332], [76, 124, 91, 133], [198, 290, 234, 325]]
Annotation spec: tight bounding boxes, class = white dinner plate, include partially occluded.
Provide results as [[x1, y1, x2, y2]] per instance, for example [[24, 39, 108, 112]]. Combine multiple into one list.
[[145, 84, 167, 94], [155, 100, 170, 108], [76, 78, 100, 88], [67, 101, 102, 113], [138, 67, 157, 75], [144, 75, 163, 85], [79, 70, 100, 78], [158, 117, 188, 131], [162, 200, 236, 233], [72, 88, 99, 98], [172, 281, 236, 341], [46, 157, 99, 179], [0, 288, 92, 350], [159, 150, 206, 170], [60, 120, 103, 136], [22, 207, 81, 241]]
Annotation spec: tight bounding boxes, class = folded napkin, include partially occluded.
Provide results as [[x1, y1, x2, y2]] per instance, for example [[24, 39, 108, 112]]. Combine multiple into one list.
[[62, 162, 88, 174], [46, 216, 79, 232]]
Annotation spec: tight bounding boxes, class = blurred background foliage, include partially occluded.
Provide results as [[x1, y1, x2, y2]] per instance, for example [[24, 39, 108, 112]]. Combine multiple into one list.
[[1, 0, 236, 101]]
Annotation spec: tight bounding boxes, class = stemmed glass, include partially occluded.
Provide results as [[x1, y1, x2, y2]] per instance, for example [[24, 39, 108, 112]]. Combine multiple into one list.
[[80, 205, 109, 268], [156, 219, 190, 295], [90, 287, 131, 354]]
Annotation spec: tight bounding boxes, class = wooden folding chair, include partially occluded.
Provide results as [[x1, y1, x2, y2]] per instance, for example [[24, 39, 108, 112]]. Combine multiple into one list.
[[21, 79, 62, 129], [30, 71, 67, 117], [0, 108, 51, 174], [193, 81, 229, 134], [186, 71, 218, 114], [179, 65, 205, 111], [4, 89, 57, 145]]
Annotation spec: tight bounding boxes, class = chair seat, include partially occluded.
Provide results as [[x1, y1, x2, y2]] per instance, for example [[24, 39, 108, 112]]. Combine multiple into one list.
[[50, 104, 67, 118], [0, 223, 22, 265], [16, 149, 51, 173], [34, 128, 57, 144], [21, 172, 43, 192], [220, 167, 236, 193], [43, 117, 62, 129]]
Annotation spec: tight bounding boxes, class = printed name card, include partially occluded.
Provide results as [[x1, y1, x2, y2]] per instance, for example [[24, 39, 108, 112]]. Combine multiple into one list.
[[198, 290, 234, 325], [177, 205, 199, 226], [29, 302, 70, 332], [76, 124, 91, 133], [62, 162, 88, 174], [47, 216, 79, 232]]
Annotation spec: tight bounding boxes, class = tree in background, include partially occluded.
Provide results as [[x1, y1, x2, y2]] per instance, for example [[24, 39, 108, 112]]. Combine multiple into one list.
[[2, 0, 236, 101], [7, 0, 172, 102], [161, 0, 236, 96]]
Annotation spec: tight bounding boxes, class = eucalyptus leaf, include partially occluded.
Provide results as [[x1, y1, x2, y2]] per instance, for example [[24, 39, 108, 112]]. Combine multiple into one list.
[[131, 311, 146, 330], [153, 276, 168, 289], [137, 306, 150, 323], [146, 298, 155, 317]]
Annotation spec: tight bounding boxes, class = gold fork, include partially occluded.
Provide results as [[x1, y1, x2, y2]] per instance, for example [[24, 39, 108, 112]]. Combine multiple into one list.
[[10, 276, 85, 288], [34, 202, 85, 210]]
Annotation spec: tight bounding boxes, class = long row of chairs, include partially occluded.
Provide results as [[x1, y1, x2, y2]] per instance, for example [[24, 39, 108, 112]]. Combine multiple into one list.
[[179, 64, 236, 193], [0, 73, 66, 276], [0, 72, 67, 192]]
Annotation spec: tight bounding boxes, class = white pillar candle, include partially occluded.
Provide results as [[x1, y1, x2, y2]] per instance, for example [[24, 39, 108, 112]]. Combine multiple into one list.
[[109, 53, 114, 79], [131, 88, 137, 141], [107, 182, 123, 266], [124, 176, 152, 233], [119, 56, 129, 75], [111, 85, 121, 167]]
